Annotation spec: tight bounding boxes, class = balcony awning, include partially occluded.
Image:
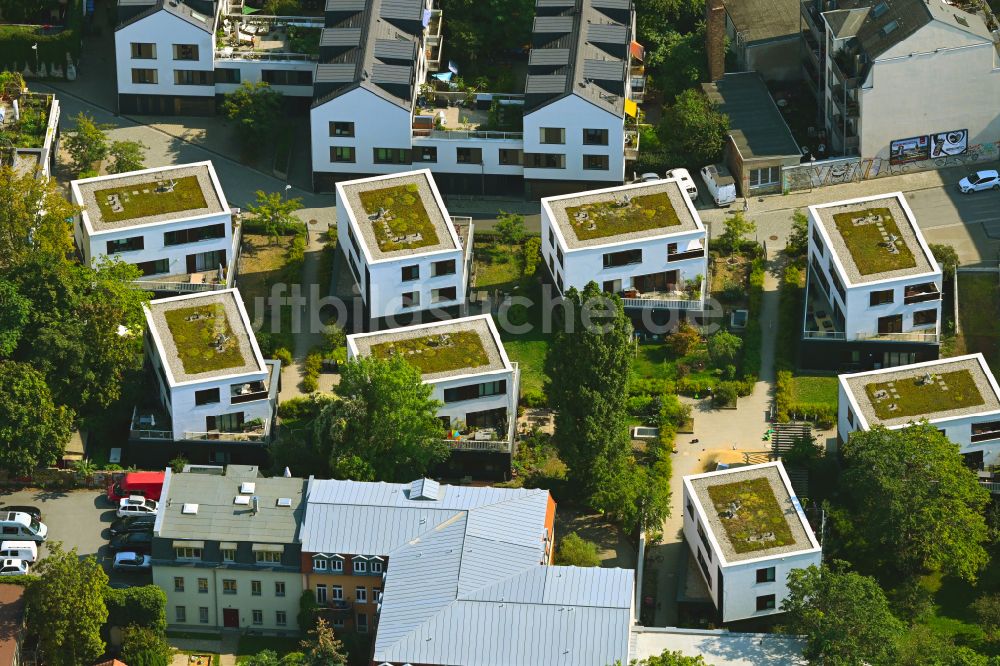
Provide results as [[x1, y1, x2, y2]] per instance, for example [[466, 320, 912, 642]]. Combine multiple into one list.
[[624, 99, 638, 118], [630, 41, 644, 61], [252, 543, 284, 553], [219, 542, 237, 550], [173, 540, 205, 549]]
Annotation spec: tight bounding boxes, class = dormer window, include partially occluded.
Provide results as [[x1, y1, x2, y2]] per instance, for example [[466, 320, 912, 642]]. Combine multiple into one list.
[[331, 557, 344, 572], [314, 558, 328, 571], [872, 2, 889, 19], [354, 559, 367, 574], [371, 560, 384, 574]]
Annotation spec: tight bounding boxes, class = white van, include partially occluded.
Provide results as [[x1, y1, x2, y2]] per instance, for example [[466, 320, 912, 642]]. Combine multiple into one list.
[[0, 512, 47, 542], [665, 168, 699, 201], [699, 164, 737, 207], [0, 541, 37, 563]]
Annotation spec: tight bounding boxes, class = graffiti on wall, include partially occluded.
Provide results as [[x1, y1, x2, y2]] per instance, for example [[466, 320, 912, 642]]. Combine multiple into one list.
[[782, 139, 1000, 193]]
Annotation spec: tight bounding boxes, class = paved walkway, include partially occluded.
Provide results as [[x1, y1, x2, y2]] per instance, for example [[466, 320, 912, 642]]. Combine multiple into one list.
[[169, 633, 238, 666]]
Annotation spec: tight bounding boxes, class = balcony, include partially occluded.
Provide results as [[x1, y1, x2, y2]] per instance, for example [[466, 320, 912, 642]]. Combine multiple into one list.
[[800, 0, 824, 38], [831, 87, 859, 118], [624, 129, 640, 161], [904, 283, 941, 305], [130, 405, 173, 441], [425, 8, 443, 71], [829, 53, 860, 88], [667, 247, 705, 263], [412, 97, 524, 141], [855, 330, 941, 343], [325, 599, 353, 617], [183, 423, 271, 443], [629, 65, 646, 104], [231, 380, 269, 404]]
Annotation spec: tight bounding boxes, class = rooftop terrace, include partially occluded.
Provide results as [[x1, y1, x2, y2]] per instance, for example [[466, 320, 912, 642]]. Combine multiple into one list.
[[0, 93, 53, 150], [216, 17, 321, 62], [546, 180, 702, 250]]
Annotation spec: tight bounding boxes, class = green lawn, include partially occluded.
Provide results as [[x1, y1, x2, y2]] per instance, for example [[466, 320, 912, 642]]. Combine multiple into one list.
[[163, 304, 246, 374], [95, 175, 207, 223], [566, 190, 681, 241], [236, 634, 303, 660], [706, 477, 796, 554], [371, 330, 490, 374], [864, 369, 984, 419], [359, 183, 439, 252], [916, 567, 1000, 655], [504, 337, 549, 397], [957, 273, 1000, 373], [789, 375, 838, 407], [833, 207, 916, 275]]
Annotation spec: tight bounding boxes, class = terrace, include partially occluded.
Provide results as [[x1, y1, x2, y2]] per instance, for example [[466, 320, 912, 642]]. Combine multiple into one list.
[[0, 93, 52, 150], [863, 369, 984, 420], [371, 330, 490, 375], [412, 95, 525, 141], [215, 15, 322, 62], [163, 303, 246, 375]]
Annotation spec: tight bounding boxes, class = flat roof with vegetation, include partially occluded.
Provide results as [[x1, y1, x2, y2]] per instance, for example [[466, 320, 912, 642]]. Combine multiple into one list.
[[844, 355, 1000, 427], [74, 163, 226, 232], [546, 180, 701, 250], [339, 172, 458, 261], [813, 195, 936, 283], [349, 317, 508, 381], [0, 93, 53, 149]]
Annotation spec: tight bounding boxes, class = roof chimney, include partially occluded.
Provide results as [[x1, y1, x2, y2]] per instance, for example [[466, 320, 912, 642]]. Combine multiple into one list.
[[251, 495, 259, 515], [706, 0, 726, 82]]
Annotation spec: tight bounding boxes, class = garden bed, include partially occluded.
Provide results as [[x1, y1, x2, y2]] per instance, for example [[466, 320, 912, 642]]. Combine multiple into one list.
[[710, 254, 752, 307], [956, 273, 1000, 373]]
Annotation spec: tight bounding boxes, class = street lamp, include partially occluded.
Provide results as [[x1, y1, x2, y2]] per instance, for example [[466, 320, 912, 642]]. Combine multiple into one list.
[[31, 43, 38, 74]]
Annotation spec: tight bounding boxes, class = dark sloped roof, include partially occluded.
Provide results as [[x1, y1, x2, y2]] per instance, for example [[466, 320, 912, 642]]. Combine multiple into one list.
[[722, 0, 801, 43], [701, 72, 800, 160], [117, 0, 214, 32]]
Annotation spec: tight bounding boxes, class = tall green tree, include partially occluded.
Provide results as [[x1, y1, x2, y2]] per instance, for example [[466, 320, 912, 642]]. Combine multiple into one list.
[[0, 361, 73, 474], [929, 243, 960, 280], [299, 618, 348, 666], [840, 423, 990, 583], [104, 584, 168, 633], [442, 0, 534, 70], [720, 212, 756, 255], [494, 210, 526, 246], [782, 564, 904, 666], [0, 279, 30, 357], [0, 165, 77, 270], [246, 189, 304, 243], [120, 625, 173, 666], [64, 112, 111, 175], [643, 27, 707, 103], [786, 210, 809, 260], [222, 81, 283, 144], [108, 139, 149, 174], [659, 88, 729, 168], [706, 330, 742, 368], [313, 355, 447, 481], [27, 542, 109, 666]]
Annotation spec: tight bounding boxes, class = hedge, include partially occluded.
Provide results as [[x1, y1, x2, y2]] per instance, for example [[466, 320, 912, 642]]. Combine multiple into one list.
[[0, 0, 83, 72], [776, 265, 803, 372], [739, 258, 766, 382], [775, 370, 836, 427]]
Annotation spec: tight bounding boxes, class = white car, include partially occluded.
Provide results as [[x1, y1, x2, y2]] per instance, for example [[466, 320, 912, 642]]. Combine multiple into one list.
[[666, 168, 699, 201], [0, 558, 29, 576], [958, 169, 1000, 193], [639, 172, 661, 182], [116, 496, 159, 518], [113, 551, 152, 571]]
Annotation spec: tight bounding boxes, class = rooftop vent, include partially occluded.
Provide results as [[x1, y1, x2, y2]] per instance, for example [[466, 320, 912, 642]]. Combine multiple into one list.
[[408, 478, 440, 501], [234, 496, 251, 505], [276, 498, 292, 507], [182, 503, 199, 514], [240, 482, 256, 494]]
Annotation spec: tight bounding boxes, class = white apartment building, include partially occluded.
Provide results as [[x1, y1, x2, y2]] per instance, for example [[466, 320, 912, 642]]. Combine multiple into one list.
[[346, 315, 519, 476], [802, 192, 942, 371], [541, 178, 708, 311], [71, 162, 238, 292], [838, 353, 1000, 467], [335, 170, 472, 330], [682, 461, 822, 623], [133, 289, 279, 453], [802, 0, 1000, 159]]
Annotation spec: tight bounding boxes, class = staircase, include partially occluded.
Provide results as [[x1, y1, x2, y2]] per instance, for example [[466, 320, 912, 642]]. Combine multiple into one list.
[[770, 422, 813, 457]]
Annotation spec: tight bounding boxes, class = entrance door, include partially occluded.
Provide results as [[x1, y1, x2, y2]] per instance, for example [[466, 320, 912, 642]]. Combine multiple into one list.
[[877, 314, 903, 335], [223, 608, 239, 628]]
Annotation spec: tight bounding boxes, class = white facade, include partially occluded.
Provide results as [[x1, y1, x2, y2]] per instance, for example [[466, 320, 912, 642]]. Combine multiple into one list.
[[838, 354, 1000, 465], [682, 462, 822, 623], [115, 9, 216, 100], [806, 193, 942, 343]]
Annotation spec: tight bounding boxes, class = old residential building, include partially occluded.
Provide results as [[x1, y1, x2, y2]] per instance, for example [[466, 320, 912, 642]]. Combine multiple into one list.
[[152, 465, 305, 632]]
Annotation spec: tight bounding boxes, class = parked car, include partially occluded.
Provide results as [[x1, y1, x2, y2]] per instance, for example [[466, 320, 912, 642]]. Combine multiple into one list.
[[0, 541, 37, 563], [109, 515, 156, 536], [116, 496, 158, 519], [958, 170, 1000, 193], [109, 531, 153, 554], [113, 551, 152, 571], [699, 164, 737, 207], [638, 172, 661, 182], [666, 168, 699, 201], [0, 559, 29, 576], [0, 506, 42, 521], [0, 512, 47, 542]]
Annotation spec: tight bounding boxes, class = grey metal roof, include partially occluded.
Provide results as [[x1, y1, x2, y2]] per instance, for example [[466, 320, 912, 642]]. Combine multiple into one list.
[[372, 37, 416, 61], [701, 72, 801, 160], [326, 0, 366, 9], [525, 74, 567, 93], [529, 48, 570, 66], [534, 15, 575, 32], [320, 27, 362, 46], [315, 63, 357, 83], [583, 58, 625, 81]]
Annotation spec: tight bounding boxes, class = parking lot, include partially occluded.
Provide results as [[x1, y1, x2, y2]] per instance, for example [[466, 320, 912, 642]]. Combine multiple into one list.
[[0, 487, 152, 587]]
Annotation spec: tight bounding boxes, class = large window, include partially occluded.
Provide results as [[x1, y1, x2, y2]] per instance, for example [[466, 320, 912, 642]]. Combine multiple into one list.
[[275, 582, 285, 597], [194, 388, 219, 406], [602, 249, 642, 268], [131, 69, 158, 84], [164, 224, 225, 246], [252, 610, 263, 625], [401, 291, 420, 307], [443, 380, 507, 403], [330, 147, 355, 163], [172, 44, 199, 60], [173, 69, 213, 86], [414, 146, 437, 162], [748, 166, 780, 188], [913, 308, 938, 326], [329, 121, 355, 137], [356, 613, 368, 633], [373, 148, 410, 165], [215, 68, 240, 84], [106, 236, 144, 254], [199, 607, 209, 623], [431, 286, 457, 303], [539, 127, 565, 144], [583, 154, 609, 171], [524, 153, 566, 169], [131, 43, 156, 59], [811, 225, 824, 254], [276, 611, 287, 626], [870, 289, 894, 306], [262, 69, 312, 86], [175, 546, 202, 560], [356, 586, 367, 603], [431, 259, 456, 277], [756, 594, 776, 611], [255, 550, 281, 563], [583, 128, 608, 145], [401, 265, 419, 281], [222, 579, 237, 595], [198, 578, 208, 593], [174, 577, 184, 592], [456, 147, 483, 164], [175, 606, 186, 623], [756, 567, 776, 583], [251, 580, 262, 596], [696, 520, 712, 559], [499, 149, 522, 165], [315, 585, 327, 604]]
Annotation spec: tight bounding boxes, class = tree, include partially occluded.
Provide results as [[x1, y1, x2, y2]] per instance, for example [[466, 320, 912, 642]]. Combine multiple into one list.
[[972, 593, 1000, 640], [242, 651, 280, 666], [120, 625, 173, 666], [898, 624, 989, 666], [104, 584, 168, 633], [494, 210, 526, 246], [840, 423, 990, 583], [27, 542, 109, 666], [64, 112, 110, 175], [667, 322, 701, 356], [313, 355, 447, 481], [441, 0, 534, 71], [781, 564, 904, 666], [108, 139, 148, 174], [643, 27, 707, 103], [659, 88, 728, 168], [706, 330, 741, 369], [0, 279, 30, 357], [634, 650, 715, 666], [720, 212, 756, 255], [221, 81, 282, 143], [555, 532, 601, 566], [786, 209, 809, 259], [0, 166, 77, 270], [299, 618, 347, 666], [929, 243, 960, 280], [0, 361, 73, 474], [297, 588, 320, 633], [247, 189, 303, 243]]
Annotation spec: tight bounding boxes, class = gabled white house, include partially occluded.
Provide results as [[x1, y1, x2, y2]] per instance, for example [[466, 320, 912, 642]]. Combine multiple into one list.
[[838, 353, 1000, 467], [71, 162, 238, 292], [682, 461, 822, 623], [335, 169, 472, 330], [541, 178, 707, 311], [133, 289, 279, 450], [346, 315, 519, 477], [802, 192, 942, 371]]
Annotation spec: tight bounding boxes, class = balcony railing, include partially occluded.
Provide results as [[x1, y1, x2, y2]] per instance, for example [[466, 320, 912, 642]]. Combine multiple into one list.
[[131, 280, 220, 293], [802, 329, 847, 340], [972, 431, 1000, 444], [903, 290, 941, 305], [829, 55, 859, 88], [214, 50, 318, 62], [621, 297, 703, 311], [411, 128, 523, 141], [445, 438, 512, 453], [667, 248, 705, 262], [855, 330, 940, 343], [624, 129, 640, 161]]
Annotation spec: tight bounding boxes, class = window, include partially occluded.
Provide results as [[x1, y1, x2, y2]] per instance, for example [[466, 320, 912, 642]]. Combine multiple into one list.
[[524, 153, 566, 169], [401, 265, 419, 282], [251, 580, 262, 596], [457, 147, 483, 164], [881, 19, 899, 36], [444, 380, 507, 403], [374, 589, 383, 603], [262, 69, 313, 85], [215, 68, 240, 84], [131, 69, 158, 84], [276, 611, 287, 626], [499, 149, 522, 165], [371, 560, 383, 574], [194, 388, 220, 406], [539, 127, 565, 144], [348, 254, 360, 282], [130, 43, 156, 59], [556, 246, 564, 267], [756, 594, 776, 611], [756, 567, 776, 583], [356, 613, 368, 633], [331, 558, 343, 572], [583, 154, 609, 170], [603, 249, 642, 268], [173, 69, 213, 86], [373, 148, 410, 164], [548, 228, 554, 248], [275, 581, 286, 597], [696, 547, 711, 582], [847, 408, 854, 427], [347, 226, 360, 258], [332, 617, 344, 628], [583, 128, 608, 145], [685, 498, 694, 519], [356, 586, 367, 603], [175, 547, 202, 560], [431, 286, 457, 303], [431, 259, 456, 277], [175, 606, 186, 623], [222, 549, 236, 562], [913, 308, 938, 326], [354, 560, 367, 574], [748, 166, 780, 188], [164, 224, 225, 246], [696, 521, 712, 559], [556, 272, 564, 292], [252, 610, 263, 625], [135, 259, 169, 276], [872, 0, 889, 18], [223, 579, 237, 595], [402, 291, 420, 307], [198, 578, 208, 593], [870, 289, 894, 306], [329, 121, 355, 137], [812, 225, 824, 254], [199, 607, 209, 624], [331, 586, 343, 601], [829, 269, 847, 303], [255, 550, 282, 563], [172, 44, 199, 60], [315, 585, 327, 604], [330, 146, 355, 163], [106, 236, 144, 254], [414, 146, 437, 162], [174, 577, 185, 592]]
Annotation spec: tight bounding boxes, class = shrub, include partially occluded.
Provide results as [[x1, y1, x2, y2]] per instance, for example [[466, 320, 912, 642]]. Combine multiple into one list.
[[272, 347, 294, 366], [667, 323, 701, 356], [627, 394, 654, 417], [555, 532, 602, 567], [523, 236, 541, 277], [713, 381, 739, 407], [120, 625, 172, 666], [104, 585, 167, 633], [168, 456, 188, 473], [301, 375, 318, 393], [521, 388, 547, 407], [297, 589, 320, 633]]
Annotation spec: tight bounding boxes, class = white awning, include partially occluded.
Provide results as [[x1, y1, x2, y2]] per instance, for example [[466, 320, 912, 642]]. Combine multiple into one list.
[[173, 540, 205, 549], [219, 542, 238, 550], [252, 543, 284, 553]]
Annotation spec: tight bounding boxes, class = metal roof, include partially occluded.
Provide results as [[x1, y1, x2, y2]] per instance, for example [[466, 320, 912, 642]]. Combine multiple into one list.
[[529, 48, 570, 66], [372, 37, 416, 61], [701, 72, 800, 160], [320, 27, 362, 46]]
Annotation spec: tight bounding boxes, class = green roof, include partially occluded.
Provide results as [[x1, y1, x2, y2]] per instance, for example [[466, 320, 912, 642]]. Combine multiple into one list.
[[833, 207, 917, 275], [864, 369, 985, 420], [706, 477, 796, 554], [359, 184, 440, 252], [565, 191, 682, 241], [94, 175, 208, 224], [371, 331, 489, 375], [163, 303, 246, 375], [0, 94, 52, 150]]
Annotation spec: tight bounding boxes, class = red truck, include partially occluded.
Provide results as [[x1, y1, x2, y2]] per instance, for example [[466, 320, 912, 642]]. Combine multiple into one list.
[[106, 471, 166, 502]]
